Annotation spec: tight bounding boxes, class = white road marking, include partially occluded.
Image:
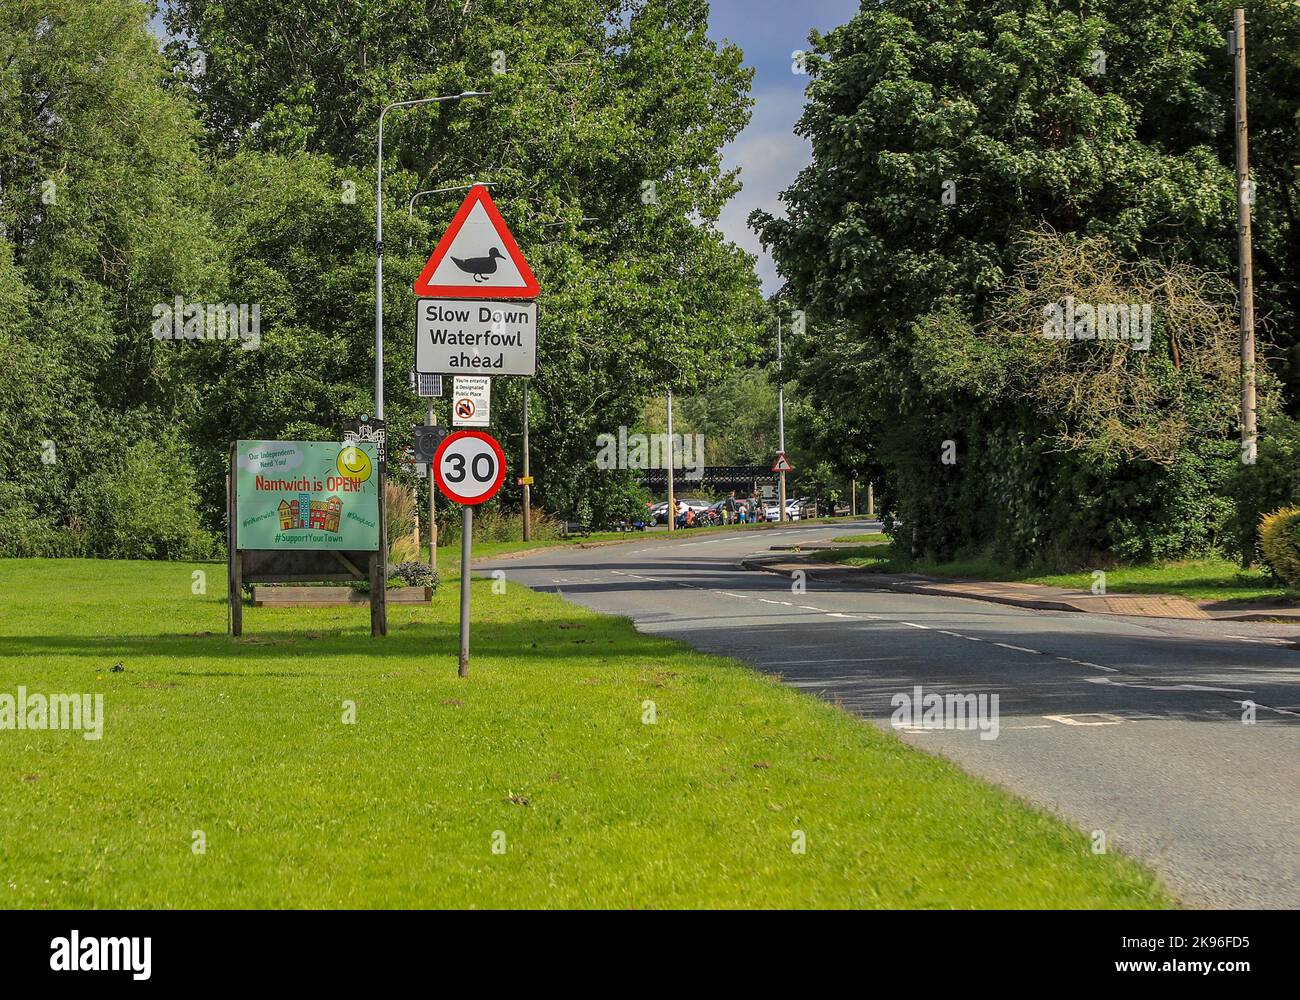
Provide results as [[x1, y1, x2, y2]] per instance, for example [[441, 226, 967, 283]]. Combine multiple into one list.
[[1055, 656, 1118, 673], [1085, 677, 1252, 694], [1044, 713, 1125, 726], [1224, 634, 1295, 646], [993, 642, 1041, 654]]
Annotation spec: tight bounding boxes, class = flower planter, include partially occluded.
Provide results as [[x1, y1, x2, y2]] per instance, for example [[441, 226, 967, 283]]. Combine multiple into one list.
[[250, 585, 432, 607]]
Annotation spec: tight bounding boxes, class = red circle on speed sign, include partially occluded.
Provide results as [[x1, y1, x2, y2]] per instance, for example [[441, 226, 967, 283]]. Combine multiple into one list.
[[433, 430, 506, 505]]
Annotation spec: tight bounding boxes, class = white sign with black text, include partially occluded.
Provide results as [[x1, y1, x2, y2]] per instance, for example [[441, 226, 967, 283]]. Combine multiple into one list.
[[451, 376, 491, 428], [416, 299, 537, 376]]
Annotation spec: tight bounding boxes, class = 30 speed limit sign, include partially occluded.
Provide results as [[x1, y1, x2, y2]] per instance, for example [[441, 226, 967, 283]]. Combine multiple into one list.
[[433, 430, 506, 505]]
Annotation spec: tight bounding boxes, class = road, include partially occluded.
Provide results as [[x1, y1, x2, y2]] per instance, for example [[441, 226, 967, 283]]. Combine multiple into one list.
[[480, 520, 1300, 909]]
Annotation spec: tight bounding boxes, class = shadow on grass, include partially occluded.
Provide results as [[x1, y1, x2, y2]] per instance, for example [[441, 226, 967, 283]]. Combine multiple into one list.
[[0, 615, 683, 671]]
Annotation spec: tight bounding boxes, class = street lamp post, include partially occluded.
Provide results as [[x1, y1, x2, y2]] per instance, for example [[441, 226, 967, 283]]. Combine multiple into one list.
[[373, 91, 486, 610], [777, 312, 787, 522], [374, 92, 487, 423]]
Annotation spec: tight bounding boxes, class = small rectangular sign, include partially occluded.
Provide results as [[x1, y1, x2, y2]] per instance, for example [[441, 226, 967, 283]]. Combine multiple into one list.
[[452, 376, 491, 427], [416, 298, 537, 376], [234, 440, 380, 550], [516, 476, 534, 485]]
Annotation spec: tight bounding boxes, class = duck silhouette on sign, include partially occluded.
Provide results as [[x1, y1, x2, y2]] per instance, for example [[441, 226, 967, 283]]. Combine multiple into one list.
[[451, 246, 504, 282]]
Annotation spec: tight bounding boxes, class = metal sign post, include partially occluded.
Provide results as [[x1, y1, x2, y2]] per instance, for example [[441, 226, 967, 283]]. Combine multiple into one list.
[[433, 430, 507, 677], [459, 505, 472, 677], [413, 183, 535, 675]]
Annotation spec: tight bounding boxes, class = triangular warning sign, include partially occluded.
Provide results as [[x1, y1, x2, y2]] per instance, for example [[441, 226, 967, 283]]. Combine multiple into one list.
[[413, 185, 539, 300], [771, 452, 794, 473]]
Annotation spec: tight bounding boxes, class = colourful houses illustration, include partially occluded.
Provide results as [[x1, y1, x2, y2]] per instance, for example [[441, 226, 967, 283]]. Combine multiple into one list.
[[277, 496, 342, 532]]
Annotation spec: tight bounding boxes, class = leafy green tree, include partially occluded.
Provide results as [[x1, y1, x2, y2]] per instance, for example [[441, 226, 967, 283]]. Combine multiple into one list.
[[0, 0, 219, 550], [754, 0, 1299, 565], [164, 0, 764, 528]]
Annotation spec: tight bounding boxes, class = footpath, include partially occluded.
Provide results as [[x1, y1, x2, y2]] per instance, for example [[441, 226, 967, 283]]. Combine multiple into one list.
[[743, 552, 1300, 623]]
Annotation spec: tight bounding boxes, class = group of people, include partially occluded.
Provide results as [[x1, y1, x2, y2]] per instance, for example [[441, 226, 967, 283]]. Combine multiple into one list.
[[673, 492, 765, 529]]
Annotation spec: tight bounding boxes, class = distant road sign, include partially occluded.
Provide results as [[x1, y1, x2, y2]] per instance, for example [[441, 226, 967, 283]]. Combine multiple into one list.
[[413, 184, 538, 299], [434, 430, 506, 505], [451, 375, 491, 427], [415, 298, 537, 376], [772, 452, 794, 473]]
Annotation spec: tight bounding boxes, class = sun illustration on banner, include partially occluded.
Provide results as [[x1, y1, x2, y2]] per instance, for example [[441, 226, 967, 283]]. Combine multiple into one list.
[[337, 445, 372, 482]]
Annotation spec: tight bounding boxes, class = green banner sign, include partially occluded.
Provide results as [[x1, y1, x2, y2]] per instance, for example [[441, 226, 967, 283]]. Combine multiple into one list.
[[234, 440, 379, 550]]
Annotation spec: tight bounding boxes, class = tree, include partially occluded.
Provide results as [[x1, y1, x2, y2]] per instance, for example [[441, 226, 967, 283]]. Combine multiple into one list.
[[164, 0, 765, 528], [0, 0, 218, 552], [754, 0, 1299, 565]]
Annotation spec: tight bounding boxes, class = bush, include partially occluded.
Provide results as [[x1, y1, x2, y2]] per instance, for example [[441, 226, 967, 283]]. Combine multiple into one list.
[[390, 560, 437, 589], [385, 481, 419, 562], [70, 436, 219, 560], [1257, 507, 1300, 587], [434, 505, 565, 546], [1229, 415, 1300, 564], [0, 484, 89, 558]]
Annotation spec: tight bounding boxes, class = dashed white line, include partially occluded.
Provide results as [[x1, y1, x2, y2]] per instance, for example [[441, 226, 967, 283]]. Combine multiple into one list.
[[993, 641, 1041, 654]]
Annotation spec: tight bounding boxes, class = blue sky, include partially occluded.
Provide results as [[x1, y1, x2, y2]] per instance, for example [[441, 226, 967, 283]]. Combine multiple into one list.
[[708, 0, 861, 294]]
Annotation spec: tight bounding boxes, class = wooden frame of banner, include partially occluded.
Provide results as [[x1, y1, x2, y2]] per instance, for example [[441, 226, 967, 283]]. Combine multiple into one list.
[[226, 443, 387, 637]]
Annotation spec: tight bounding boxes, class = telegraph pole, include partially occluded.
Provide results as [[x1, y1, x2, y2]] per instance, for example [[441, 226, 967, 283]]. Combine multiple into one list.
[[777, 313, 787, 522], [1233, 7, 1257, 464], [521, 382, 532, 541]]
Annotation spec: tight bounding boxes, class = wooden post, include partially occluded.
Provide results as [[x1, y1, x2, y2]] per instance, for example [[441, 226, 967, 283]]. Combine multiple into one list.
[[227, 445, 242, 637], [522, 381, 532, 541], [1233, 8, 1257, 465]]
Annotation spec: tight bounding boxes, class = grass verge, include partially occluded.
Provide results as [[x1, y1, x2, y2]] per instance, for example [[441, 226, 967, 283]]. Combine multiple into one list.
[[814, 542, 1291, 605], [0, 557, 1169, 908]]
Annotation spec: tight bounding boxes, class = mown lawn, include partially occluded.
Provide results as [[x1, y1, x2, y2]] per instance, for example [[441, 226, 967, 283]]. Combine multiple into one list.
[[816, 541, 1291, 605], [0, 555, 1169, 908]]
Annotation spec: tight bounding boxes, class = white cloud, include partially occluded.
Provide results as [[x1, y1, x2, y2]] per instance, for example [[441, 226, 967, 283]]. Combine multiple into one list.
[[720, 86, 812, 294]]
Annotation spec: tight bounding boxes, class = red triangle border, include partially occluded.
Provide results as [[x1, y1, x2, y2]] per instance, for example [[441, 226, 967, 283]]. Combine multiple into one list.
[[412, 185, 539, 300]]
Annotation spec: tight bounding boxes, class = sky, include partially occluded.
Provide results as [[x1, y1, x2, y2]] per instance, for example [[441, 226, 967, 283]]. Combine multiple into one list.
[[708, 0, 862, 295]]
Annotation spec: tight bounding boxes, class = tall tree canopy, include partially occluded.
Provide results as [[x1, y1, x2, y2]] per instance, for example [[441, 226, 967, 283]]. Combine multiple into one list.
[[163, 0, 764, 527], [2, 0, 766, 555], [755, 0, 1300, 565]]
